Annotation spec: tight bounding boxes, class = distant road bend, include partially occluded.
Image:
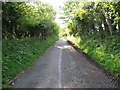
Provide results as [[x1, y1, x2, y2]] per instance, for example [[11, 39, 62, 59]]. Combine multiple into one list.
[[13, 38, 117, 88]]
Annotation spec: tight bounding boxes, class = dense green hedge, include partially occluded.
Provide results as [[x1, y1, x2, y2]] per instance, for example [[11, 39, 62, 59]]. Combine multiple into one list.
[[2, 36, 58, 88], [67, 34, 120, 79]]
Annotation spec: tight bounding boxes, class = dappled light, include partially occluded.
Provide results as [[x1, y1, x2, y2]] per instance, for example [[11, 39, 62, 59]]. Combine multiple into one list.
[[60, 0, 120, 80], [55, 45, 63, 49], [1, 0, 120, 88]]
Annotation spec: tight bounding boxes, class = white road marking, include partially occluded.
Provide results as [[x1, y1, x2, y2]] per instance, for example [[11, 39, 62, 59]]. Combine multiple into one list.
[[59, 47, 62, 88]]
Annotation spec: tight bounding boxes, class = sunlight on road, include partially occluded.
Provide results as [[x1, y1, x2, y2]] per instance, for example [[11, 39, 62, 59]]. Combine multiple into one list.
[[59, 38, 67, 41], [56, 46, 63, 49]]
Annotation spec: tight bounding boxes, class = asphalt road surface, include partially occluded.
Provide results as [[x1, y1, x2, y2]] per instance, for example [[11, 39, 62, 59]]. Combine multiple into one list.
[[12, 38, 117, 88]]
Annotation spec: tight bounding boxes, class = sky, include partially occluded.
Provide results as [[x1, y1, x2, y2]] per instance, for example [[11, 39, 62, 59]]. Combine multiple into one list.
[[27, 0, 115, 28], [41, 0, 66, 28]]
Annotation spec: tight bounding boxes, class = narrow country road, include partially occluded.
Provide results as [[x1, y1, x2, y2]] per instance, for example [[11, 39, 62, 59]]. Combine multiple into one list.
[[12, 39, 117, 88]]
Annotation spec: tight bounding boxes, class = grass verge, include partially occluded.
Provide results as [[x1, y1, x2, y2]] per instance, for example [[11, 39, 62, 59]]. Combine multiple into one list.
[[2, 36, 59, 88], [67, 34, 120, 79]]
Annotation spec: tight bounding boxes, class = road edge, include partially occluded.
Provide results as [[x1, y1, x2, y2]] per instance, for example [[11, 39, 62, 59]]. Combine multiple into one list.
[[67, 40, 120, 88], [7, 40, 58, 87]]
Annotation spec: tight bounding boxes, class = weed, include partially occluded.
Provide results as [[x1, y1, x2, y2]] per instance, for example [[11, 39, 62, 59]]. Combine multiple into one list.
[[2, 36, 58, 88]]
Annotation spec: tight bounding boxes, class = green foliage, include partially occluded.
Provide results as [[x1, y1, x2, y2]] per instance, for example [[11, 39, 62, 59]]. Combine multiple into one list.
[[2, 36, 59, 87], [2, 1, 60, 88], [67, 34, 120, 79], [61, 1, 120, 37], [61, 1, 120, 79], [2, 2, 59, 39], [2, 84, 12, 88]]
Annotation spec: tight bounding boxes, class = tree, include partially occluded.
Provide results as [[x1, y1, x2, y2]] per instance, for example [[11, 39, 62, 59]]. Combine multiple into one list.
[[60, 0, 120, 38], [2, 2, 59, 39]]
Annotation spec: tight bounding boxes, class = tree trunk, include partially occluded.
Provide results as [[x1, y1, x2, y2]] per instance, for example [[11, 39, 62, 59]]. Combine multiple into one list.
[[118, 19, 120, 33], [98, 22, 105, 38], [105, 13, 113, 35], [111, 13, 117, 32], [101, 3, 113, 35], [103, 16, 108, 32]]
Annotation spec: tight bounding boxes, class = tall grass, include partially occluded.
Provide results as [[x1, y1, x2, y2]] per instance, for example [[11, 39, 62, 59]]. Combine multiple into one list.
[[2, 36, 58, 88], [67, 34, 120, 79]]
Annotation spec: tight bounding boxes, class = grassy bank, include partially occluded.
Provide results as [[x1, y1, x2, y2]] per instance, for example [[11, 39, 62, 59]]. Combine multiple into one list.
[[2, 36, 59, 88], [0, 40, 2, 89], [67, 34, 120, 79]]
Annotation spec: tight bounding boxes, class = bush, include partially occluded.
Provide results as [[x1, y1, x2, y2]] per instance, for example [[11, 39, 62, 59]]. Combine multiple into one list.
[[2, 36, 58, 87], [67, 34, 120, 79]]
